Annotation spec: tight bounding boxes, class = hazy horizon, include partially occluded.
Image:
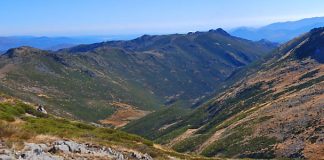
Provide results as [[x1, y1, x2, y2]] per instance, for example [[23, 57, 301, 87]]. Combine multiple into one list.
[[1, 0, 324, 36], [0, 16, 323, 38]]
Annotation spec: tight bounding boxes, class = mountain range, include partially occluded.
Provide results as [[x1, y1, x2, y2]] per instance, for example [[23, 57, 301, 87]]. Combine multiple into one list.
[[0, 35, 140, 52], [0, 29, 275, 125], [124, 27, 324, 159], [230, 16, 324, 43], [0, 26, 323, 159], [1, 16, 324, 53]]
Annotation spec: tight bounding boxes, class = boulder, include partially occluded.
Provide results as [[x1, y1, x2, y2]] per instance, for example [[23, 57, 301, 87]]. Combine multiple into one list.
[[0, 154, 13, 160], [52, 140, 87, 153], [18, 143, 63, 160]]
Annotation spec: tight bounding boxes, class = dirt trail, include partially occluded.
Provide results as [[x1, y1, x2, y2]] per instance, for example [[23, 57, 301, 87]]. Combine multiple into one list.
[[167, 128, 198, 147]]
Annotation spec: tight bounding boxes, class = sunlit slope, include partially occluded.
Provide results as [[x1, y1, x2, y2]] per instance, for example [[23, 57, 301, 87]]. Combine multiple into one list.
[[124, 28, 324, 159], [0, 29, 275, 124]]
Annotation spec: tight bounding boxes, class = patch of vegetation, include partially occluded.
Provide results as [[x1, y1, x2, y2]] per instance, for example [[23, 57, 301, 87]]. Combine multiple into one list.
[[196, 83, 271, 134], [2, 55, 162, 122], [201, 117, 277, 159], [0, 95, 223, 159], [273, 75, 324, 99], [0, 120, 34, 141], [0, 101, 47, 122], [0, 98, 154, 147], [255, 115, 274, 123], [172, 134, 210, 153], [144, 82, 274, 153], [213, 104, 266, 131], [299, 69, 319, 80], [238, 136, 277, 159], [123, 102, 191, 140], [155, 126, 189, 144], [21, 114, 154, 147], [201, 125, 253, 157]]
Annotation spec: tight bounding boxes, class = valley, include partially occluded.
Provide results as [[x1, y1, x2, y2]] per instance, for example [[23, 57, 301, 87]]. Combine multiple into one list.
[[0, 29, 275, 125], [0, 11, 323, 159], [124, 27, 324, 159], [0, 94, 216, 160]]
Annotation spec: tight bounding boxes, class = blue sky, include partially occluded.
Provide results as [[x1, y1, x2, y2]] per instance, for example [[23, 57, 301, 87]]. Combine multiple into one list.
[[1, 0, 324, 36]]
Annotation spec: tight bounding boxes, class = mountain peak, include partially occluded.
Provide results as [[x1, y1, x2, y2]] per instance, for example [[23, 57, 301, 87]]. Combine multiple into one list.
[[3, 46, 46, 58], [208, 28, 231, 36], [309, 26, 324, 35], [292, 27, 324, 63], [133, 34, 155, 42]]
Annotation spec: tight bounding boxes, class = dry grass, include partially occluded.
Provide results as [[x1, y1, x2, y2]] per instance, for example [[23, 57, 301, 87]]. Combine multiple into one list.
[[99, 102, 151, 128]]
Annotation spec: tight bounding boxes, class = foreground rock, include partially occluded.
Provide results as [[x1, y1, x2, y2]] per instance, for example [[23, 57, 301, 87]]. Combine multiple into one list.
[[0, 140, 153, 160]]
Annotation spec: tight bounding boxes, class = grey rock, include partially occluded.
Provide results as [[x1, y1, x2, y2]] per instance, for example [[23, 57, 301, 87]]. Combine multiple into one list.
[[0, 154, 13, 160], [143, 153, 153, 160], [0, 140, 152, 160], [18, 143, 63, 160], [131, 152, 153, 160], [52, 141, 69, 153], [0, 149, 12, 155], [52, 140, 88, 154]]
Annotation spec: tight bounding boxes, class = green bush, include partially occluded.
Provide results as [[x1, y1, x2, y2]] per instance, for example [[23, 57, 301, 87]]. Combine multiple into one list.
[[17, 102, 48, 118], [299, 69, 319, 80], [172, 134, 209, 152], [201, 126, 252, 157], [0, 103, 26, 121]]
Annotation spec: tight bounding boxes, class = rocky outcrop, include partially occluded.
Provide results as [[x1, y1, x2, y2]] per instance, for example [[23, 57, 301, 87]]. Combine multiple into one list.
[[0, 140, 153, 160], [19, 143, 63, 160]]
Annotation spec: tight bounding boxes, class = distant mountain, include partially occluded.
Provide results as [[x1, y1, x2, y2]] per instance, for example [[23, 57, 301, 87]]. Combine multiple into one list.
[[0, 29, 275, 125], [230, 17, 324, 43], [124, 28, 324, 159], [0, 35, 140, 52]]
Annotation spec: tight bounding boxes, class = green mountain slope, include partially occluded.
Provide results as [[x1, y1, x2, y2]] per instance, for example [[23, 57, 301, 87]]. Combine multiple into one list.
[[0, 29, 275, 124], [124, 28, 324, 159], [0, 93, 219, 159], [0, 47, 161, 122], [61, 28, 275, 103]]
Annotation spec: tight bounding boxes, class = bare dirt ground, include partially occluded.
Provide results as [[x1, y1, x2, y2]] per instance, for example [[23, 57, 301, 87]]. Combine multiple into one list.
[[99, 102, 151, 128]]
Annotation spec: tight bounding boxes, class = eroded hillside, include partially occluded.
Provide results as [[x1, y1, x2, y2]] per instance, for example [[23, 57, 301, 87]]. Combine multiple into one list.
[[124, 28, 324, 159]]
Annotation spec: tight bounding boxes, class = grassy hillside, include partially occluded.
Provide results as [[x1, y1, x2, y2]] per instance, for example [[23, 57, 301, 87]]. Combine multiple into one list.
[[61, 28, 276, 102], [124, 28, 324, 159], [0, 93, 221, 160], [0, 47, 161, 122], [0, 29, 275, 125]]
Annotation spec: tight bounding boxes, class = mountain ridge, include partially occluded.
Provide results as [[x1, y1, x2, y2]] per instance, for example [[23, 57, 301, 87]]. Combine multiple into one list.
[[123, 27, 324, 159], [230, 16, 324, 43], [0, 29, 275, 126]]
